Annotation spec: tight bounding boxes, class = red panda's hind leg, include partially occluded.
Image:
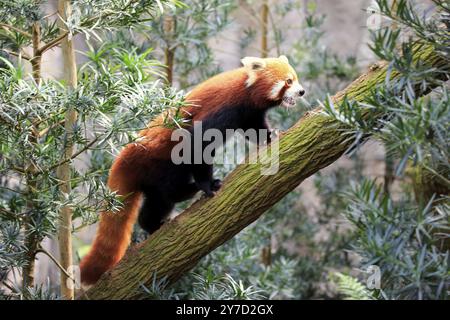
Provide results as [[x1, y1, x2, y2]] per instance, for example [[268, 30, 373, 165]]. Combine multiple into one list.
[[170, 182, 199, 202], [138, 191, 174, 234]]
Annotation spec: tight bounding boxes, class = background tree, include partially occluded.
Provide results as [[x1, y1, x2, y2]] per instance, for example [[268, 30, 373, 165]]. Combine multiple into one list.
[[56, 0, 79, 300], [146, 0, 233, 87], [0, 0, 183, 299], [323, 0, 449, 299]]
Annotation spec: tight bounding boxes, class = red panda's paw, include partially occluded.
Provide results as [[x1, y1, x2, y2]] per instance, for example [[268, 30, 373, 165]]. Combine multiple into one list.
[[270, 129, 284, 141], [211, 179, 222, 192], [201, 190, 216, 198], [197, 179, 222, 198], [197, 181, 215, 198]]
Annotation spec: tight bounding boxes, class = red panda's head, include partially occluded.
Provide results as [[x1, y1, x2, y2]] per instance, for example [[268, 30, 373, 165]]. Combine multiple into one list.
[[241, 55, 305, 108]]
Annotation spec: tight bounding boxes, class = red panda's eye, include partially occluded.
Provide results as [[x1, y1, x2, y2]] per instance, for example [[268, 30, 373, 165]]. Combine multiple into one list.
[[286, 79, 293, 85]]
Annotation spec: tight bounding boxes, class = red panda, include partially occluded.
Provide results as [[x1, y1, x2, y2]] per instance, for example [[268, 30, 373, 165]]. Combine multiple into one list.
[[79, 55, 305, 285]]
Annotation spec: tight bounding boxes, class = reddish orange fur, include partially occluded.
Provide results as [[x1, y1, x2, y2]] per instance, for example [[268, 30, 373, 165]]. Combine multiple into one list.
[[79, 61, 296, 285]]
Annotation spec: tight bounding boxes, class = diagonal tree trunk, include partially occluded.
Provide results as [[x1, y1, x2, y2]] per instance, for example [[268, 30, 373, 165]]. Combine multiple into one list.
[[81, 44, 448, 300]]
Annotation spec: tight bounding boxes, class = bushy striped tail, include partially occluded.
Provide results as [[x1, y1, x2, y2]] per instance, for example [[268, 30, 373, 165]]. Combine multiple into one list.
[[80, 193, 141, 285]]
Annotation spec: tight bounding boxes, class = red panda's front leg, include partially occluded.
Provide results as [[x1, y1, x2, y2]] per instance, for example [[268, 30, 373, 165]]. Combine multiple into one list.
[[192, 163, 221, 197], [246, 112, 275, 144]]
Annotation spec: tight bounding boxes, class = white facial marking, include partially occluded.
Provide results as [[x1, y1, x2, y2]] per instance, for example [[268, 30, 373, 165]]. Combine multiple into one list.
[[241, 57, 266, 70], [242, 56, 266, 87], [282, 80, 305, 107], [245, 73, 257, 87], [269, 80, 285, 99]]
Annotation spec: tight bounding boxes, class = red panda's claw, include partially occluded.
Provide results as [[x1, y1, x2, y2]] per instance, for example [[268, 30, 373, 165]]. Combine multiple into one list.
[[211, 179, 222, 191], [201, 190, 216, 198]]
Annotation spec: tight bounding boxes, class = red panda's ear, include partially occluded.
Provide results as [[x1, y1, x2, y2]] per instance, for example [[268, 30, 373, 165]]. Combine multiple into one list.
[[241, 57, 266, 70], [278, 55, 289, 64]]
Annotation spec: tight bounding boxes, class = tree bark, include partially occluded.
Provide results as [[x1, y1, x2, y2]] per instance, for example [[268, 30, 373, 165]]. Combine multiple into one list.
[[81, 44, 448, 300], [22, 21, 43, 290], [260, 1, 269, 58], [163, 16, 175, 86], [56, 0, 78, 300], [410, 164, 450, 251], [31, 22, 42, 82]]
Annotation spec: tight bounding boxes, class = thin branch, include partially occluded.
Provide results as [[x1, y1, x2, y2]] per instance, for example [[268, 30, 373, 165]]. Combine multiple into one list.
[[238, 1, 265, 26], [0, 23, 32, 38], [1, 49, 32, 61], [0, 279, 16, 293], [80, 0, 135, 28], [38, 119, 65, 138], [0, 207, 24, 220], [47, 136, 99, 171], [267, 6, 281, 56], [0, 185, 25, 195], [36, 247, 75, 281], [10, 166, 26, 174], [37, 31, 69, 55], [43, 11, 58, 20], [423, 165, 450, 189], [35, 0, 160, 56], [31, 109, 67, 128]]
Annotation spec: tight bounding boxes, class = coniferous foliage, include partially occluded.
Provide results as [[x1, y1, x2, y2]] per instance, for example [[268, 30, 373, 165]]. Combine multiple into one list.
[[147, 0, 233, 87], [0, 0, 183, 299], [323, 0, 449, 300]]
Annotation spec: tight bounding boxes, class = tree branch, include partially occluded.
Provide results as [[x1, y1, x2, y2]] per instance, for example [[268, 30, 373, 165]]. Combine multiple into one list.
[[37, 31, 69, 55], [81, 44, 448, 299], [1, 49, 32, 61], [47, 136, 99, 171], [36, 247, 75, 281], [0, 23, 32, 38], [0, 207, 24, 220]]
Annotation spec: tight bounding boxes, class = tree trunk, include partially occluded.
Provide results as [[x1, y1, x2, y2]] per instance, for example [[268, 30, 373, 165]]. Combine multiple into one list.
[[56, 0, 78, 300], [22, 21, 42, 290], [383, 0, 399, 196], [260, 1, 269, 58], [31, 22, 42, 82], [410, 164, 450, 251], [81, 44, 448, 300], [383, 152, 395, 194], [164, 16, 175, 86]]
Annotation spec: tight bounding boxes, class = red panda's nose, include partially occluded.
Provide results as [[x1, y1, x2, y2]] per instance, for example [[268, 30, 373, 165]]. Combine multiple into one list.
[[299, 89, 305, 96]]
